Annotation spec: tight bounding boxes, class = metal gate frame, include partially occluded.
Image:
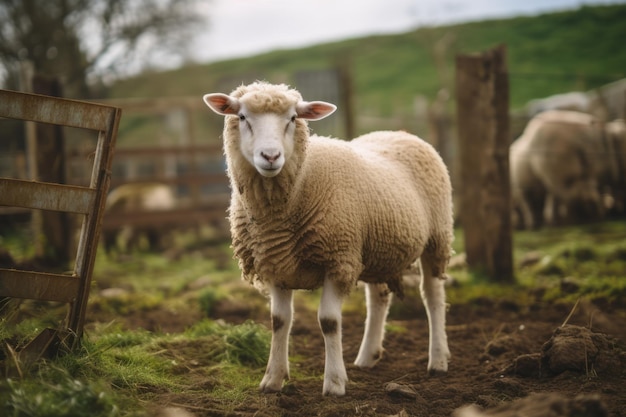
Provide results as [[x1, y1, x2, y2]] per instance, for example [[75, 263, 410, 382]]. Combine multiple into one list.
[[0, 89, 121, 352]]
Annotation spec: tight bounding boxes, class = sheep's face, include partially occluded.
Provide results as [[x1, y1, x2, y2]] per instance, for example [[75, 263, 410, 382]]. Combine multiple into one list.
[[203, 86, 336, 178], [236, 105, 296, 177]]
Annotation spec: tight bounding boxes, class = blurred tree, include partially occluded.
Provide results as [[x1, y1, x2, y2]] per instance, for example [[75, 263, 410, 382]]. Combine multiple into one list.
[[0, 0, 205, 98]]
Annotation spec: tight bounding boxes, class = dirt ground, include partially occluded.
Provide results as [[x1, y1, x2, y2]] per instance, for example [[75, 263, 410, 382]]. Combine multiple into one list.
[[95, 286, 626, 417]]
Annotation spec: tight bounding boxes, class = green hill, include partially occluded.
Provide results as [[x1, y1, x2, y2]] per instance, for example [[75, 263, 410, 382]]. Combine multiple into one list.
[[108, 4, 626, 136]]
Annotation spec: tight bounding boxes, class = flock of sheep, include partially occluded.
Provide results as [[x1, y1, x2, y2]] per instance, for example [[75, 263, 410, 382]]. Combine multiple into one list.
[[102, 81, 625, 396]]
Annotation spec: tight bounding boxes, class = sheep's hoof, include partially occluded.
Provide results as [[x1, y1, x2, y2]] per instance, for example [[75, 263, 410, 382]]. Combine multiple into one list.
[[259, 383, 282, 394], [354, 348, 385, 368], [322, 385, 346, 397], [322, 375, 348, 396], [259, 375, 284, 393], [427, 368, 448, 377], [354, 356, 380, 368]]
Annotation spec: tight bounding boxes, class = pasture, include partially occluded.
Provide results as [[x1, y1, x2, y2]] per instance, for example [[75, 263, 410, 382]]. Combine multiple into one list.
[[1, 221, 625, 416]]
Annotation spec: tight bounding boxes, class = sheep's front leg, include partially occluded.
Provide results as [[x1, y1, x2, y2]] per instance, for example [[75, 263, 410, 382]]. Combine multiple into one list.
[[318, 279, 348, 396], [543, 193, 558, 226], [260, 285, 293, 393], [420, 257, 450, 375], [354, 283, 392, 367], [517, 194, 537, 229]]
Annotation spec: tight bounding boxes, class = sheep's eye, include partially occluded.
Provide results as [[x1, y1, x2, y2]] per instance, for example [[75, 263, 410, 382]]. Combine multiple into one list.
[[290, 115, 297, 123], [239, 114, 246, 121]]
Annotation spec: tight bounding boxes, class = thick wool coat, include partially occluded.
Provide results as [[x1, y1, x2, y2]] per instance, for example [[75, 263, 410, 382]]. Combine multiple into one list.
[[221, 84, 453, 297]]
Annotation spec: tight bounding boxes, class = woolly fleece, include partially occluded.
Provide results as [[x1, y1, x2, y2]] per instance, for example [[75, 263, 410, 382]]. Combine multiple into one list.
[[221, 82, 454, 297], [509, 110, 603, 228]]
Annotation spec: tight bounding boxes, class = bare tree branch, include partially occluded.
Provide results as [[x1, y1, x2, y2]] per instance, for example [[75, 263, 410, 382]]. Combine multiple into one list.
[[0, 0, 207, 97]]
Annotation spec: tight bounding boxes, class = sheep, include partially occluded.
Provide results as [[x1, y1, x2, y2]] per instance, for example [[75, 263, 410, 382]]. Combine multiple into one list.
[[597, 78, 626, 121], [525, 91, 606, 120], [203, 81, 453, 396], [510, 110, 605, 229], [102, 182, 176, 254]]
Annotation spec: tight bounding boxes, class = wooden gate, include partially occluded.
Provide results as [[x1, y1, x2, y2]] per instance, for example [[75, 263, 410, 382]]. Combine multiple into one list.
[[0, 89, 121, 354]]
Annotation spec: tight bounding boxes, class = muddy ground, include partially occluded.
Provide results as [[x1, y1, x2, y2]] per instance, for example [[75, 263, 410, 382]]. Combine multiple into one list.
[[90, 284, 626, 417]]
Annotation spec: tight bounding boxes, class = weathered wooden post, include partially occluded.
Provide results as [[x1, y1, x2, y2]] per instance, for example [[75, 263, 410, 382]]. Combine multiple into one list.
[[455, 44, 514, 283], [337, 58, 355, 140]]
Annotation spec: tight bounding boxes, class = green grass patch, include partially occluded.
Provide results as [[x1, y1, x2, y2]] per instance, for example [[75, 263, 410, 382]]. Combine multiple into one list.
[[449, 221, 626, 306], [181, 319, 270, 367], [2, 319, 272, 416], [4, 375, 119, 417]]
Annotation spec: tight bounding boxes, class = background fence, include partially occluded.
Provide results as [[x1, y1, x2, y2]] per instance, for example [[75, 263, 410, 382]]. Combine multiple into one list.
[[1, 69, 625, 261]]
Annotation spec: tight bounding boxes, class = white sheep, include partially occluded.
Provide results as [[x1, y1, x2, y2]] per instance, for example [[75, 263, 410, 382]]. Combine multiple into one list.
[[203, 81, 453, 396], [510, 110, 605, 229], [103, 182, 176, 253]]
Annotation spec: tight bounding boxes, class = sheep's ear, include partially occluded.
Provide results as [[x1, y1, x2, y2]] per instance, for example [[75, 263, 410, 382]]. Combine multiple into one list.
[[203, 93, 240, 116], [296, 101, 337, 120]]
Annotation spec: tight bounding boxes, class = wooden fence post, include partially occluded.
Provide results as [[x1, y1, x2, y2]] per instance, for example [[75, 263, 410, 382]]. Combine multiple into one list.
[[337, 58, 355, 140], [455, 44, 514, 283]]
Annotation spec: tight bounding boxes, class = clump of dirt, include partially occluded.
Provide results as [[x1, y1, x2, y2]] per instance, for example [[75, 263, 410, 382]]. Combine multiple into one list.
[[541, 325, 624, 377], [501, 324, 625, 381], [484, 332, 533, 358]]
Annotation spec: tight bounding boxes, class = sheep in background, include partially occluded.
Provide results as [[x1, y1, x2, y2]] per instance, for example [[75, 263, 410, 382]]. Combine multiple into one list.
[[510, 110, 605, 229], [203, 81, 453, 396], [102, 182, 176, 254], [525, 91, 607, 120]]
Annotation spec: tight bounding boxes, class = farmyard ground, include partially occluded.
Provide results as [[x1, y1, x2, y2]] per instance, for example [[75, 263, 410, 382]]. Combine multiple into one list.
[[89, 281, 626, 417], [4, 222, 626, 417]]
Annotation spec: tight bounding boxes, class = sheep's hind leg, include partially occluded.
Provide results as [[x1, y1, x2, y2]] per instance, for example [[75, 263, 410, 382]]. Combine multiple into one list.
[[319, 279, 348, 396], [419, 256, 450, 375], [354, 283, 392, 368], [260, 285, 293, 393]]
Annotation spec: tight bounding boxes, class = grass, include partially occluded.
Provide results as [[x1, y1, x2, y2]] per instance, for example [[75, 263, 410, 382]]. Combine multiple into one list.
[[446, 220, 626, 307], [0, 232, 271, 416], [5, 375, 119, 417], [1, 319, 272, 417], [2, 220, 626, 415], [2, 327, 174, 417], [181, 320, 270, 367]]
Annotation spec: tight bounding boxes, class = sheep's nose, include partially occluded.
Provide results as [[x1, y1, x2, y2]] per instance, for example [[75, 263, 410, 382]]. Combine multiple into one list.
[[261, 151, 281, 163]]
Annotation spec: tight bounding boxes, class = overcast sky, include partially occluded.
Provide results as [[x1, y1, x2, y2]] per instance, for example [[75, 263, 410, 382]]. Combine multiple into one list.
[[190, 0, 624, 64]]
